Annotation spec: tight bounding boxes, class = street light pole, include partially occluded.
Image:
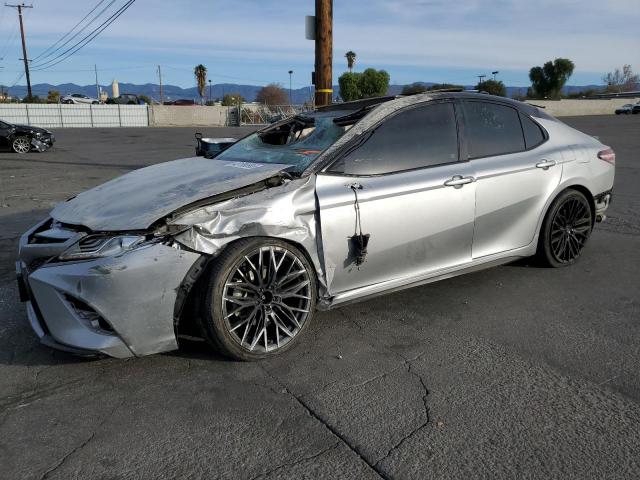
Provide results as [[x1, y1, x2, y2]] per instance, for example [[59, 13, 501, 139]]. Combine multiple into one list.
[[492, 71, 499, 81], [288, 70, 293, 105], [208, 79, 212, 103]]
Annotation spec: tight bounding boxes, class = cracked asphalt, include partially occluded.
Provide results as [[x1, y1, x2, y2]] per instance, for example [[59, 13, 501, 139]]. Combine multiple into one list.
[[1, 117, 639, 479]]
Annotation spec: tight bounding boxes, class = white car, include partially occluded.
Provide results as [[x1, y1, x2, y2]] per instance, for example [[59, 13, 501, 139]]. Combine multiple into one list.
[[61, 93, 100, 105]]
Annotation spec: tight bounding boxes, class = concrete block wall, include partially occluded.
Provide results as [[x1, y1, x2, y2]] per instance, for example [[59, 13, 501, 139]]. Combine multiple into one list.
[[526, 98, 640, 116], [148, 105, 231, 127]]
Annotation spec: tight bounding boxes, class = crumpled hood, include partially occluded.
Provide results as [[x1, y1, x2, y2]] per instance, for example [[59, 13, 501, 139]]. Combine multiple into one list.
[[50, 157, 291, 231]]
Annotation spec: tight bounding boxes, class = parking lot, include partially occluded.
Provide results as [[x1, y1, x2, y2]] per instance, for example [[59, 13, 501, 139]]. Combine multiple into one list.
[[1, 116, 639, 479]]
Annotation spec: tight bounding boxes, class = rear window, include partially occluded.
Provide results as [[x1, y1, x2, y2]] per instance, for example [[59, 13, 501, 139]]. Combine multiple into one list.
[[520, 113, 546, 149], [464, 101, 525, 158]]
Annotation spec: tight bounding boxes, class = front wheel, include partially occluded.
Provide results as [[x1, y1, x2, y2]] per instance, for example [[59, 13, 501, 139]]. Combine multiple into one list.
[[537, 189, 593, 267], [200, 238, 317, 361], [12, 136, 31, 154]]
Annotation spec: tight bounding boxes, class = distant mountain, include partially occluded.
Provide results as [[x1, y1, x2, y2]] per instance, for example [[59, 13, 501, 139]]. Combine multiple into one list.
[[4, 82, 605, 103]]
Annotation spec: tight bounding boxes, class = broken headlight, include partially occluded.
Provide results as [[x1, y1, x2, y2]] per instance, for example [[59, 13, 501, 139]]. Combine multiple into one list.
[[59, 235, 146, 261]]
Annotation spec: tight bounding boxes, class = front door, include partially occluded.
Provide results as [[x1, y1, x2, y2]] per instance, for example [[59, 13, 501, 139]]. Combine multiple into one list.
[[315, 101, 477, 295]]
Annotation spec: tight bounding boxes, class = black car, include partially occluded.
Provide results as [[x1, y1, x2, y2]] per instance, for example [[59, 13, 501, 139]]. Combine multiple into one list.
[[106, 93, 145, 105], [633, 104, 640, 114], [0, 119, 55, 154]]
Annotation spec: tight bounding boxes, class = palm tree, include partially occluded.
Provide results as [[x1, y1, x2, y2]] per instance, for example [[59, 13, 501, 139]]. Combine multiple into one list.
[[345, 51, 357, 73], [194, 64, 207, 103]]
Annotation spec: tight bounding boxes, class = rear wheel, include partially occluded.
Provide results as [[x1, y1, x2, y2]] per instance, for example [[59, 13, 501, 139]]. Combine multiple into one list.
[[11, 136, 31, 154], [537, 189, 593, 267], [200, 238, 316, 361]]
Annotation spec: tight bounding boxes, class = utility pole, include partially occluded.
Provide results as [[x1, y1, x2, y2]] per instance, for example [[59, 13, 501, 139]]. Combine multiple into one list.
[[492, 71, 499, 81], [157, 65, 163, 104], [477, 74, 486, 87], [208, 79, 212, 103], [314, 0, 332, 107], [6, 3, 33, 101], [94, 64, 100, 100]]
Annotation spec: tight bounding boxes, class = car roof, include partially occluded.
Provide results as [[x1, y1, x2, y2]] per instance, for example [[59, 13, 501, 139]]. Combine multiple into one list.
[[318, 91, 552, 119]]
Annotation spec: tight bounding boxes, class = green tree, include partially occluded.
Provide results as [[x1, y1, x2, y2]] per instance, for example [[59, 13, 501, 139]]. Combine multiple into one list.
[[358, 68, 390, 98], [194, 64, 208, 103], [528, 58, 575, 99], [402, 83, 428, 94], [222, 93, 245, 106], [339, 69, 390, 101], [476, 79, 507, 97], [338, 72, 360, 101], [345, 51, 357, 73], [46, 90, 60, 103]]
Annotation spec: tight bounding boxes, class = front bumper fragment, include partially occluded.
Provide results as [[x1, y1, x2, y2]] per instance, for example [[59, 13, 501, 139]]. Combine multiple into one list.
[[17, 231, 202, 358]]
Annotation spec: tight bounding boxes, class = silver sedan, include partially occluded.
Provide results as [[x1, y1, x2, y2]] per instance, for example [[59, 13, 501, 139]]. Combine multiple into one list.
[[16, 92, 615, 361]]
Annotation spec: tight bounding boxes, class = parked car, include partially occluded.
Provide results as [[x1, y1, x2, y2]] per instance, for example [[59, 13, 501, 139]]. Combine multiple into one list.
[[0, 119, 55, 153], [633, 103, 640, 114], [61, 93, 99, 105], [165, 99, 196, 106], [615, 104, 634, 114], [106, 94, 144, 105], [16, 92, 615, 360], [194, 133, 237, 157]]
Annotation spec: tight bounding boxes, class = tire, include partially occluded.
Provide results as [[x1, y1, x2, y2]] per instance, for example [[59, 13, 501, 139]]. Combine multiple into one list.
[[11, 136, 31, 154], [92, 101, 99, 105], [200, 238, 317, 361], [537, 189, 593, 268]]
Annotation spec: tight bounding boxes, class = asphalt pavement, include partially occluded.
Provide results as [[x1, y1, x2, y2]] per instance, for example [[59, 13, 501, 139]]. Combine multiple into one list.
[[0, 117, 639, 479]]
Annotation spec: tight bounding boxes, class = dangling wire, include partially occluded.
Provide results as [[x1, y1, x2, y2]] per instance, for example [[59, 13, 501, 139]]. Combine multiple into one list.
[[349, 183, 370, 267]]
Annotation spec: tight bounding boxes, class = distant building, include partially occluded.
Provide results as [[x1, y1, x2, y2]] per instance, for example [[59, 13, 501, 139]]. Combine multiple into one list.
[[111, 80, 120, 98]]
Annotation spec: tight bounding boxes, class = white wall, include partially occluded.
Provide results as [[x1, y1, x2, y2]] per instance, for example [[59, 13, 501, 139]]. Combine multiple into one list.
[[526, 98, 640, 116], [148, 105, 231, 127]]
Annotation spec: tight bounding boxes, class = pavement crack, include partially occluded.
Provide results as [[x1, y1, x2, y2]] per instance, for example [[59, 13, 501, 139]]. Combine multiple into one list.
[[249, 442, 340, 480], [374, 354, 431, 469], [38, 399, 124, 480], [260, 365, 390, 480]]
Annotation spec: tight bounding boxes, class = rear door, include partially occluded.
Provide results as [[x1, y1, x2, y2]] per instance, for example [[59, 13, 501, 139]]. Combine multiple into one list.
[[315, 101, 477, 295], [462, 100, 562, 259]]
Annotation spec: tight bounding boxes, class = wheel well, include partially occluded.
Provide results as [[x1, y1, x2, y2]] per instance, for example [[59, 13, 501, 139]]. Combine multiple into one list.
[[173, 236, 319, 341], [564, 185, 596, 223]]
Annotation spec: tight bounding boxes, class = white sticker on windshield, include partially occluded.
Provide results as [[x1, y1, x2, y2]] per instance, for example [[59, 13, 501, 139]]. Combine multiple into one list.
[[225, 162, 265, 169]]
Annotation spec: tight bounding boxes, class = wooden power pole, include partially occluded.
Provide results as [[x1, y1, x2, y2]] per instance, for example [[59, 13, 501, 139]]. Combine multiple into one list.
[[314, 0, 332, 107], [6, 3, 33, 101]]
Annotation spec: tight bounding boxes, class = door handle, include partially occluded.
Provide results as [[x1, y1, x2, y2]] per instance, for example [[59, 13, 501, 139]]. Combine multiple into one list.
[[536, 159, 557, 170], [444, 175, 475, 188]]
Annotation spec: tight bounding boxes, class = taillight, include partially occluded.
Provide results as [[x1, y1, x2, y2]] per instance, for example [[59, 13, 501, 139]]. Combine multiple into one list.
[[598, 148, 615, 165]]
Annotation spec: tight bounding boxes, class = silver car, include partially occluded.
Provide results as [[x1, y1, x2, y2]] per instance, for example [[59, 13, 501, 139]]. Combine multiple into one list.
[[61, 93, 100, 105], [16, 92, 615, 361]]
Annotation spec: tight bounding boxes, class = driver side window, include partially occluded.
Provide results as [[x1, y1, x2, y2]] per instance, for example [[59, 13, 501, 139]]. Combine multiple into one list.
[[328, 102, 459, 176]]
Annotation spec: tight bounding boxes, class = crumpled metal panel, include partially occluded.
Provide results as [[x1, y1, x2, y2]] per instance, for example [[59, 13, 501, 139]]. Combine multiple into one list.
[[171, 176, 329, 295], [50, 157, 291, 231]]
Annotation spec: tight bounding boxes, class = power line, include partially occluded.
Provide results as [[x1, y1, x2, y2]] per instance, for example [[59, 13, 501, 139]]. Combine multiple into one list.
[[31, 0, 112, 62], [31, 0, 135, 71]]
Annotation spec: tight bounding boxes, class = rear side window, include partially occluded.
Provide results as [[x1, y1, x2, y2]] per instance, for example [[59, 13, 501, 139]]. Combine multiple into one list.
[[329, 102, 459, 175], [520, 113, 546, 149], [464, 101, 525, 158]]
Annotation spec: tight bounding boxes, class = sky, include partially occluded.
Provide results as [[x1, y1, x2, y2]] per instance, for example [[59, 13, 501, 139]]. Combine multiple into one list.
[[0, 0, 639, 89]]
